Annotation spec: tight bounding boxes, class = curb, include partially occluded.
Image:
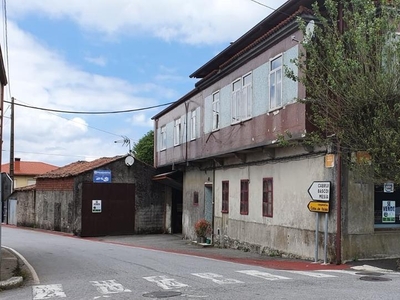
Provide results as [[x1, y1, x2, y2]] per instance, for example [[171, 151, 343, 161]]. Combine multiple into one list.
[[1, 246, 40, 288], [0, 276, 23, 290]]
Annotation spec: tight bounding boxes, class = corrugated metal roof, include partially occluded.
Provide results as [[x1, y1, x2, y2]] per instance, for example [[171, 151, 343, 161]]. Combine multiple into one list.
[[37, 155, 124, 179]]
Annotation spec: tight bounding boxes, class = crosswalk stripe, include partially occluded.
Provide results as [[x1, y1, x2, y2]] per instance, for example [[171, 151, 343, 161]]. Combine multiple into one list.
[[237, 270, 291, 281], [32, 284, 66, 300], [286, 271, 337, 278], [90, 280, 131, 294], [192, 273, 244, 284], [143, 275, 189, 290]]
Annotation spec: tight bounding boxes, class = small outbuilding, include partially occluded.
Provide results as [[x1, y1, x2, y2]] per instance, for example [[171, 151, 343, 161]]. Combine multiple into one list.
[[14, 155, 166, 237]]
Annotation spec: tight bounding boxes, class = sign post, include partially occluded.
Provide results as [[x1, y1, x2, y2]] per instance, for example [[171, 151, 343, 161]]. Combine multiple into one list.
[[307, 181, 331, 264]]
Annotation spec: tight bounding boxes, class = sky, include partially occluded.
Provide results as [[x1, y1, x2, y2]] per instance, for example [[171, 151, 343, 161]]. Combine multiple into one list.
[[1, 0, 287, 167]]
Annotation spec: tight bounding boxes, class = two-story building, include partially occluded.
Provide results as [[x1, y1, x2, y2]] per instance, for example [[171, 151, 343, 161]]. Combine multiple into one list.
[[152, 0, 400, 263]]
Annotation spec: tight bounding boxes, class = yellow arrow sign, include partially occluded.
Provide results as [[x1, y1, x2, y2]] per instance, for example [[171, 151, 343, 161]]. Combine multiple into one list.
[[307, 201, 329, 213]]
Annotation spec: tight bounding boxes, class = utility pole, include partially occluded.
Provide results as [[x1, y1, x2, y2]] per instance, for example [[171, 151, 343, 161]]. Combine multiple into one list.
[[9, 97, 14, 184]]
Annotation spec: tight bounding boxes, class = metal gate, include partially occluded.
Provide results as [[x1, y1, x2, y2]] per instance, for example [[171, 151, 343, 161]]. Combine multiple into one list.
[[81, 183, 135, 237], [8, 198, 17, 225]]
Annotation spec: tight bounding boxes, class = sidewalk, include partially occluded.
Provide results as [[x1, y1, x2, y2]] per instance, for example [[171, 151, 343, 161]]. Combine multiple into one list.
[[0, 247, 23, 290], [90, 234, 400, 272]]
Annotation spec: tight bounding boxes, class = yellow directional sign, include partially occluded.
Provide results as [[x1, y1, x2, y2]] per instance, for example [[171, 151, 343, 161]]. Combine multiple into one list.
[[307, 201, 329, 213]]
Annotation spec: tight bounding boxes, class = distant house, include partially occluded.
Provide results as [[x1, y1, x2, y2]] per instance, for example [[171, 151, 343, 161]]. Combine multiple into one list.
[[13, 155, 166, 237], [1, 157, 58, 188], [1, 158, 58, 223]]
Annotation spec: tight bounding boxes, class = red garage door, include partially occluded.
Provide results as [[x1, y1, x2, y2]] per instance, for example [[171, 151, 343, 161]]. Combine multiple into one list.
[[81, 183, 135, 237]]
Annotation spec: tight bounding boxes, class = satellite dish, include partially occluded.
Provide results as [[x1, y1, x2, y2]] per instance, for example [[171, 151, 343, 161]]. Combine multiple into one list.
[[304, 20, 315, 44], [125, 155, 135, 167]]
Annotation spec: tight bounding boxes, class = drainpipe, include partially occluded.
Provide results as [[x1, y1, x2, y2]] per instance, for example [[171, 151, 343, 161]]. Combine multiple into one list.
[[336, 3, 344, 265], [212, 161, 215, 244], [336, 150, 342, 264], [185, 102, 189, 167]]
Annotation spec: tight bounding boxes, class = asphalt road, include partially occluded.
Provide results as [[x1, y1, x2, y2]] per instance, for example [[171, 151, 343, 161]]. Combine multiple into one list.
[[1, 227, 400, 300]]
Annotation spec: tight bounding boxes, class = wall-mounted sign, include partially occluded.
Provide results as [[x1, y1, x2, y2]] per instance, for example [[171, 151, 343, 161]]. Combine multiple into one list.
[[384, 182, 394, 193], [382, 201, 395, 223], [325, 154, 335, 168], [93, 170, 111, 183], [92, 200, 102, 213]]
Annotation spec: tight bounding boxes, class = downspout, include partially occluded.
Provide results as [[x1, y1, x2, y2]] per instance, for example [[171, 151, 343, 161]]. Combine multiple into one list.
[[185, 102, 189, 167], [212, 160, 215, 244], [336, 3, 344, 265]]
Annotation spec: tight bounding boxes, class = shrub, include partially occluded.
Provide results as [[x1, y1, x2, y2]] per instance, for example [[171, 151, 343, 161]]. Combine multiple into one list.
[[194, 219, 211, 237]]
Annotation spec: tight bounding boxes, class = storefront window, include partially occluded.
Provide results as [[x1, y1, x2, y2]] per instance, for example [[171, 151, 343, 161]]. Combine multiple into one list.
[[374, 184, 400, 228]]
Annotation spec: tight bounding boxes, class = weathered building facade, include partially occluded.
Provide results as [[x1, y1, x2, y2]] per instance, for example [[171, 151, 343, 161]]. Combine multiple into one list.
[[153, 0, 400, 262], [14, 155, 167, 237]]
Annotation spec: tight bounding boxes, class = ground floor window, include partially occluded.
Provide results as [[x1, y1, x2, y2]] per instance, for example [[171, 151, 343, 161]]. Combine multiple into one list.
[[240, 179, 249, 215], [262, 178, 273, 217], [374, 183, 400, 228], [222, 181, 229, 213]]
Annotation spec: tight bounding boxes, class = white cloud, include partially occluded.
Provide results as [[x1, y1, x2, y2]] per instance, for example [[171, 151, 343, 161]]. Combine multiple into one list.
[[129, 113, 154, 128], [84, 55, 107, 66], [2, 22, 172, 166], [8, 0, 287, 45]]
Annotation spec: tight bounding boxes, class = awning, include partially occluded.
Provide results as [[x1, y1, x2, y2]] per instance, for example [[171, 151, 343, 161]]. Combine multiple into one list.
[[152, 171, 183, 191]]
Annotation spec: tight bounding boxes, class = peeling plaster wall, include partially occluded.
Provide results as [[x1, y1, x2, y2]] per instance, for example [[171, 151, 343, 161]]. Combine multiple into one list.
[[213, 147, 336, 260], [182, 166, 214, 239]]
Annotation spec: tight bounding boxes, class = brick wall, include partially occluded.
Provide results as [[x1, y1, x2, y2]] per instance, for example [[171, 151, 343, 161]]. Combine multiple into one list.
[[36, 178, 74, 191]]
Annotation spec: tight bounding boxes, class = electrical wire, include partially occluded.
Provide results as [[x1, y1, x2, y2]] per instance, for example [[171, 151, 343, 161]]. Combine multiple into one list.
[[4, 99, 175, 115], [249, 0, 291, 16]]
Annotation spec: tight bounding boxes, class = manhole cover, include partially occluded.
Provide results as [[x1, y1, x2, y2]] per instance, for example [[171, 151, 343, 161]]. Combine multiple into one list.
[[355, 271, 384, 276], [359, 276, 392, 282], [143, 291, 183, 298]]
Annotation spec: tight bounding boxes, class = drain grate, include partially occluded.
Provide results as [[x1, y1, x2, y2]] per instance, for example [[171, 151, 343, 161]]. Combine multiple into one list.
[[359, 276, 392, 282], [143, 291, 183, 298]]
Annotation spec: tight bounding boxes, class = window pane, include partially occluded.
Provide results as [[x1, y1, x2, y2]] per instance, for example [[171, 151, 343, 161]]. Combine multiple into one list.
[[233, 80, 241, 91], [271, 57, 282, 69], [243, 73, 252, 86]]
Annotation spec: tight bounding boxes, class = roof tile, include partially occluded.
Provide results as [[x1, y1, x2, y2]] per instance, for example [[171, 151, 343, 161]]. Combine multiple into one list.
[[1, 161, 58, 176], [37, 156, 124, 179]]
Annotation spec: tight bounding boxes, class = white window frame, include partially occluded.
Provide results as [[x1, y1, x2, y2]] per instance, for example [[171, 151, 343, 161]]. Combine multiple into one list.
[[190, 109, 196, 141], [160, 125, 166, 150], [231, 72, 253, 124], [212, 91, 220, 131], [231, 79, 241, 123], [242, 72, 252, 120], [174, 118, 181, 146], [269, 55, 283, 110]]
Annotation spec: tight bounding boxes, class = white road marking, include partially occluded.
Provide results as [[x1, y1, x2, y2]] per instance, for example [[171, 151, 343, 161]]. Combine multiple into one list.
[[192, 273, 243, 284], [32, 284, 66, 299], [319, 270, 359, 276], [90, 280, 131, 295], [286, 271, 337, 278], [143, 276, 189, 290], [237, 270, 291, 281]]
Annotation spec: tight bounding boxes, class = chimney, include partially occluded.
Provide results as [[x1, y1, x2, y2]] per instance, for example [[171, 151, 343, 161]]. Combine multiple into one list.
[[15, 157, 21, 171]]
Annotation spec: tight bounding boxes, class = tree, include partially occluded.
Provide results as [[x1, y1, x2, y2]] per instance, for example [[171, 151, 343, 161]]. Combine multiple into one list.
[[132, 130, 154, 166], [288, 0, 400, 183]]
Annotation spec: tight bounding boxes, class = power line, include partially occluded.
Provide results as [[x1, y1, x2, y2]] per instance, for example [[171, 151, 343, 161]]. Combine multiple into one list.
[[5, 99, 175, 115], [248, 0, 291, 16], [2, 148, 102, 160]]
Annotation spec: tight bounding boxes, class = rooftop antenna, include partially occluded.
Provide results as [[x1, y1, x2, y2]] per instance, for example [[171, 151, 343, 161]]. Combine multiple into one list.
[[114, 136, 132, 153]]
